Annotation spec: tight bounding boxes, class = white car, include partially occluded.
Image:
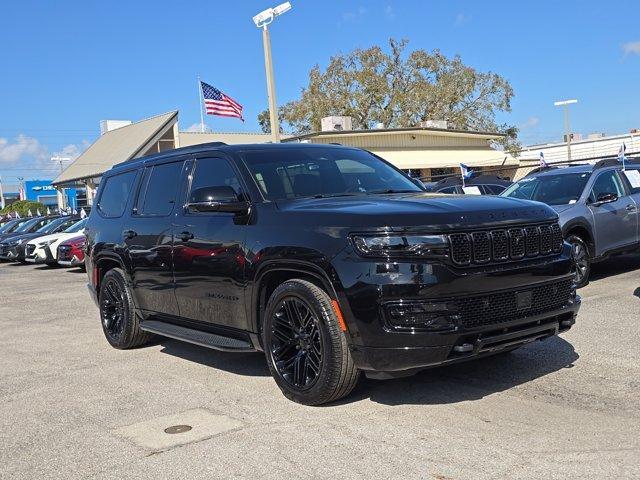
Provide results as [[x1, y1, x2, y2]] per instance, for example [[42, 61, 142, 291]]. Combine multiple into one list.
[[25, 218, 87, 266]]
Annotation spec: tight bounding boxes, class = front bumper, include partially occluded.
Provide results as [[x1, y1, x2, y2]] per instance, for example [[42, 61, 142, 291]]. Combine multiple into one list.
[[334, 245, 580, 375], [350, 299, 580, 376], [25, 245, 54, 264], [58, 255, 83, 267]]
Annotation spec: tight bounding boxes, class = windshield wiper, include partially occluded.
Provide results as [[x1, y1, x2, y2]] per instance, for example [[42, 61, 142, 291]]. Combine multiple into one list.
[[367, 189, 420, 195], [311, 193, 361, 199]]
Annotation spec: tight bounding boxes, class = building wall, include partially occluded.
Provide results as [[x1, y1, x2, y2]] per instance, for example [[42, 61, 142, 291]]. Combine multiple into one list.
[[515, 132, 640, 179], [24, 180, 84, 208]]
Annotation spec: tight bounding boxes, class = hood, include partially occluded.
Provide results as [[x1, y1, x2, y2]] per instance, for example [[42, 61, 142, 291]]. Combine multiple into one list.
[[550, 204, 576, 214], [275, 193, 557, 229], [27, 231, 84, 246], [0, 232, 35, 244]]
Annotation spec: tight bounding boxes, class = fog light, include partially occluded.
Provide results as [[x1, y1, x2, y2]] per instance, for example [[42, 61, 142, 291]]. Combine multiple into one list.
[[385, 301, 455, 331]]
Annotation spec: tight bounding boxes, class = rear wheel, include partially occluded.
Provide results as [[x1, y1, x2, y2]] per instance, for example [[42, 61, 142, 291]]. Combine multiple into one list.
[[263, 279, 360, 405], [99, 268, 153, 349], [566, 234, 590, 288]]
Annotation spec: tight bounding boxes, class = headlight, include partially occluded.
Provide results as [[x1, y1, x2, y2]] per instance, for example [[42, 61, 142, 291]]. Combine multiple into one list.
[[352, 234, 449, 258]]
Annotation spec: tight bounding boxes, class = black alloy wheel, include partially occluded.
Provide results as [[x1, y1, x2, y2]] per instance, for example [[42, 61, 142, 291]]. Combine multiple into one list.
[[98, 268, 153, 349], [263, 279, 360, 405], [567, 234, 590, 288], [270, 297, 323, 390], [100, 277, 126, 340]]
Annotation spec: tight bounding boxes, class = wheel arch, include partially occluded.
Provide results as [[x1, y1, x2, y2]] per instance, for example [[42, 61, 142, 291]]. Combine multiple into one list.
[[563, 220, 595, 257], [251, 261, 340, 337]]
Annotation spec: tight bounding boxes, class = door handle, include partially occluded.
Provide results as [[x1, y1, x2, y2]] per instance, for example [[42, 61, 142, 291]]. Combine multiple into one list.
[[178, 231, 194, 242], [625, 204, 637, 212], [123, 229, 137, 240]]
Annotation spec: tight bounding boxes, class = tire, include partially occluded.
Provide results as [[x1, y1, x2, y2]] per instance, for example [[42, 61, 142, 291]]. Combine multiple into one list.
[[566, 234, 590, 288], [262, 279, 360, 406], [99, 268, 153, 349]]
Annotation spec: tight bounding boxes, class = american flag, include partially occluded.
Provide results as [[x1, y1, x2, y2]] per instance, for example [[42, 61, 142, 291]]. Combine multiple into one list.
[[200, 81, 244, 121]]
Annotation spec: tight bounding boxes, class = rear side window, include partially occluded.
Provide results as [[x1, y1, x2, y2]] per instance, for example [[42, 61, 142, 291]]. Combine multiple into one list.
[[136, 161, 184, 216], [97, 170, 137, 218]]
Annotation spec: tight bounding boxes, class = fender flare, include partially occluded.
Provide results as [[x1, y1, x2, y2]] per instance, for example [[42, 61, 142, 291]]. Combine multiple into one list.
[[250, 259, 341, 333]]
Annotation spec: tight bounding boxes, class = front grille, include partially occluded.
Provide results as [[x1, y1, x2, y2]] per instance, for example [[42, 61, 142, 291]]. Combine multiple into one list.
[[448, 222, 563, 266], [58, 245, 72, 260], [453, 279, 574, 328], [26, 244, 36, 255]]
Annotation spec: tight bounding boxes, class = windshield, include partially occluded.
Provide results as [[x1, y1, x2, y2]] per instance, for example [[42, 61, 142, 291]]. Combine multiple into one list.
[[501, 172, 591, 205], [241, 147, 422, 201], [0, 219, 23, 233], [64, 218, 87, 233], [36, 217, 67, 233], [15, 217, 43, 233]]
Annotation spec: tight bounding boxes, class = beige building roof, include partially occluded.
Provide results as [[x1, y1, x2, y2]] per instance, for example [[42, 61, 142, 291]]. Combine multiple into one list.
[[285, 128, 518, 170], [179, 131, 282, 146], [53, 111, 178, 186]]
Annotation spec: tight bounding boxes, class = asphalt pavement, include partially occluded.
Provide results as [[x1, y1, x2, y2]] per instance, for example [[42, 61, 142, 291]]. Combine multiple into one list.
[[0, 256, 639, 479]]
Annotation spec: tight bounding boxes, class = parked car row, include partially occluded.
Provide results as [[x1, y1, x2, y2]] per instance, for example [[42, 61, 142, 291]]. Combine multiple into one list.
[[0, 215, 87, 268]]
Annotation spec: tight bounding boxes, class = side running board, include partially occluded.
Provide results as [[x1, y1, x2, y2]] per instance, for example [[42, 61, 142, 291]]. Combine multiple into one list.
[[140, 320, 255, 352]]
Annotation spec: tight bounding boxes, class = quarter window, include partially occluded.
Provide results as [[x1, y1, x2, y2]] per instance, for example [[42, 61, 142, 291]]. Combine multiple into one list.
[[97, 170, 137, 218]]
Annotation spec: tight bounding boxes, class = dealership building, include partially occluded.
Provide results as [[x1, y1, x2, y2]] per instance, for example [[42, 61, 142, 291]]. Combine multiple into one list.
[[52, 110, 517, 206]]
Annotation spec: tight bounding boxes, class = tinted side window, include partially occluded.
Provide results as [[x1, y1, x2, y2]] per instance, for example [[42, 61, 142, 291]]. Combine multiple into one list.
[[590, 171, 625, 202], [189, 158, 242, 200], [138, 161, 184, 216], [97, 170, 137, 218]]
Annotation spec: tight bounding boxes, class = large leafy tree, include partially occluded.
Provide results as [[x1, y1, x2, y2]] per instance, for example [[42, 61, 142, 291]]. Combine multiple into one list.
[[259, 39, 519, 153]]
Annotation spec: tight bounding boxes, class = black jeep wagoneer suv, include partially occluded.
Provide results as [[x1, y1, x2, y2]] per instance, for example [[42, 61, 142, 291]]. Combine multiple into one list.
[[85, 143, 580, 405]]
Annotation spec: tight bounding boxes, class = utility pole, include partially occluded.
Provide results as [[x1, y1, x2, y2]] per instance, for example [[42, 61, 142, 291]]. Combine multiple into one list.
[[554, 99, 578, 161], [253, 2, 292, 143]]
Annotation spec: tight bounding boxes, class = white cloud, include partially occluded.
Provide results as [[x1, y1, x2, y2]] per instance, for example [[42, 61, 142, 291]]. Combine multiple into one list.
[[622, 41, 640, 56], [183, 122, 210, 133], [342, 6, 367, 22], [0, 135, 48, 165], [52, 140, 90, 161], [384, 5, 395, 19], [454, 13, 471, 26], [521, 117, 540, 129]]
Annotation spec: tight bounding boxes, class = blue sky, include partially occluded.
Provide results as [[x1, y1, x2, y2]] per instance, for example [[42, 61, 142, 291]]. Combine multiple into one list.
[[1, 0, 638, 183]]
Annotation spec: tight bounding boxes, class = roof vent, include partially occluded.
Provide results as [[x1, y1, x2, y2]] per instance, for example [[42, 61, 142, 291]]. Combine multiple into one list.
[[100, 120, 133, 136], [420, 120, 448, 129], [321, 116, 352, 132]]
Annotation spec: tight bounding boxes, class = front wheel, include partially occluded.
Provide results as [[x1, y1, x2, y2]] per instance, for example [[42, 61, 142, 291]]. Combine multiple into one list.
[[263, 279, 360, 405], [567, 234, 590, 288]]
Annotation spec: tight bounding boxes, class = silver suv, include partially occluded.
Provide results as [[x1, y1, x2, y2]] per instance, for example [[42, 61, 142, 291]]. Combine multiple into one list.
[[501, 158, 640, 286]]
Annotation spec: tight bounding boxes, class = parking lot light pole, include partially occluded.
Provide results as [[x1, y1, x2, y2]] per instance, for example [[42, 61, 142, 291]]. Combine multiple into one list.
[[253, 2, 292, 143], [554, 99, 578, 161]]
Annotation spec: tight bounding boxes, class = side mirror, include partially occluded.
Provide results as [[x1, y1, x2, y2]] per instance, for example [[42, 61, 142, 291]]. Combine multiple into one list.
[[187, 186, 250, 215], [592, 192, 618, 207]]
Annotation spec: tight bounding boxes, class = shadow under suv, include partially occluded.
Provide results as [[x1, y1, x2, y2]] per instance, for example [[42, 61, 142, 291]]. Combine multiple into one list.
[[85, 143, 580, 405]]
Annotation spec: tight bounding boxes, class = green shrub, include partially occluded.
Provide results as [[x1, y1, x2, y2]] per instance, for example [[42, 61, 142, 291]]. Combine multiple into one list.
[[0, 200, 47, 217]]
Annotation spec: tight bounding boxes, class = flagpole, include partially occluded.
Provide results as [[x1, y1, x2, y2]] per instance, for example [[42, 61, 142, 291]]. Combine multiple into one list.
[[197, 75, 205, 133]]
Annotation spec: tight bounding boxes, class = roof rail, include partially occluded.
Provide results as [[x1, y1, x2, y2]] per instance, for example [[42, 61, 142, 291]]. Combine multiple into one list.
[[524, 166, 559, 177], [594, 156, 640, 170]]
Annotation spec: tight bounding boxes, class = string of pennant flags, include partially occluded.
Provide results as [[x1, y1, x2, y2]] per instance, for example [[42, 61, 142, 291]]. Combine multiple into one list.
[[2, 207, 87, 220]]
